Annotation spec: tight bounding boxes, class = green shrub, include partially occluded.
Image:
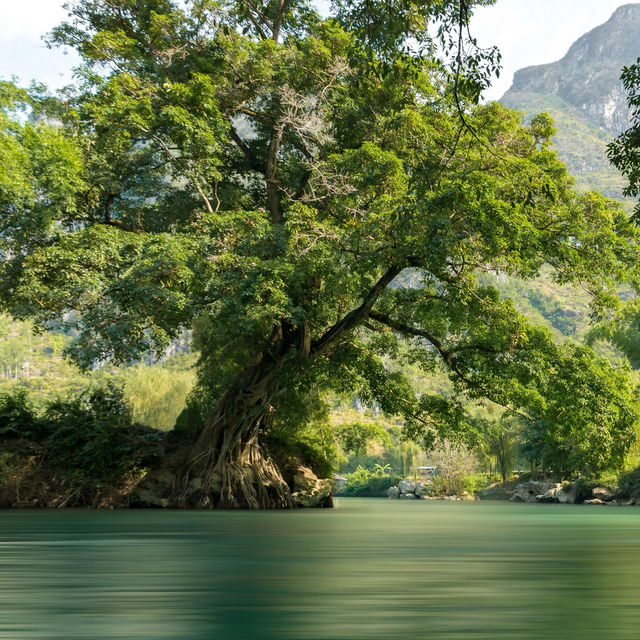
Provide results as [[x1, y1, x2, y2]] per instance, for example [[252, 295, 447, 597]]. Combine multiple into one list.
[[339, 465, 401, 496], [0, 388, 46, 439], [44, 383, 164, 483], [617, 467, 640, 499], [0, 384, 165, 489], [425, 473, 497, 497], [172, 401, 206, 439]]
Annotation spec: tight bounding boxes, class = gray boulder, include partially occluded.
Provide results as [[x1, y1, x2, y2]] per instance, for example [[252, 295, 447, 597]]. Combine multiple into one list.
[[414, 482, 425, 497], [592, 487, 616, 502], [536, 483, 578, 504], [510, 480, 557, 503], [398, 480, 416, 494], [557, 486, 576, 504], [584, 498, 606, 505], [387, 486, 400, 499], [399, 492, 417, 499]]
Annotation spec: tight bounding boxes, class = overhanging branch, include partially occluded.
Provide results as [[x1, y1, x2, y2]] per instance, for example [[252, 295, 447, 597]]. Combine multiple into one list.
[[311, 265, 402, 357], [368, 310, 535, 425]]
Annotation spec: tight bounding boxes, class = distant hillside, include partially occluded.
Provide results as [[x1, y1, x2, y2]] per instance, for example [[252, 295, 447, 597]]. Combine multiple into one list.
[[0, 315, 195, 430], [490, 4, 640, 363], [501, 3, 640, 200]]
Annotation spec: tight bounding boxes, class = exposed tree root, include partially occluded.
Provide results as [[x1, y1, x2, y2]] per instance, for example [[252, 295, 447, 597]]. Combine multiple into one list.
[[179, 366, 293, 509]]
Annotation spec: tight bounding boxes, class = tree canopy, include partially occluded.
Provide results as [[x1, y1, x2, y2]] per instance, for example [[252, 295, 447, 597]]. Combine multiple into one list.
[[1, 0, 639, 506]]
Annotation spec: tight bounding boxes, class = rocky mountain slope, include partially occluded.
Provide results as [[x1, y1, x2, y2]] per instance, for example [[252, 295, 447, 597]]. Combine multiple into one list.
[[500, 3, 640, 199]]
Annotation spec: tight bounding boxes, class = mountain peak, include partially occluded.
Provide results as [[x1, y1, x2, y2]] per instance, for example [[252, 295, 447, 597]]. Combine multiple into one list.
[[503, 4, 640, 133], [499, 4, 640, 201], [610, 3, 640, 21]]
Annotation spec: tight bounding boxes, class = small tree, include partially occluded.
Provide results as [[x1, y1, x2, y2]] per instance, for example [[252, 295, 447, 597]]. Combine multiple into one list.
[[480, 418, 520, 483], [521, 345, 638, 479], [427, 440, 478, 480]]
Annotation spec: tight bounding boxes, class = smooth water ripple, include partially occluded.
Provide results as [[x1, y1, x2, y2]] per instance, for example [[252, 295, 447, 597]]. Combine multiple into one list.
[[2, 499, 640, 639]]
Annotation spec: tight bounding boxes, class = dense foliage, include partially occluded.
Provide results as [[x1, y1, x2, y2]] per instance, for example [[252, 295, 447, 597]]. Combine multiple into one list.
[[0, 385, 164, 496], [609, 58, 640, 222], [591, 60, 640, 376], [520, 345, 638, 479], [339, 464, 401, 497], [1, 0, 639, 506], [334, 420, 391, 457]]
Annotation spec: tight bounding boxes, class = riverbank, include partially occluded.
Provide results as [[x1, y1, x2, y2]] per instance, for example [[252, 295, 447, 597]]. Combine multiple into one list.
[[0, 387, 337, 509], [372, 471, 640, 506]]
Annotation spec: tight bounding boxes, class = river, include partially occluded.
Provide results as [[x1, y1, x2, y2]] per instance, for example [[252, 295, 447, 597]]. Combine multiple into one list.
[[1, 498, 640, 639]]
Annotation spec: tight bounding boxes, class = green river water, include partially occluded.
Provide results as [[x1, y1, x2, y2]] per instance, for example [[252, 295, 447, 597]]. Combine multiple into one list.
[[1, 498, 640, 639]]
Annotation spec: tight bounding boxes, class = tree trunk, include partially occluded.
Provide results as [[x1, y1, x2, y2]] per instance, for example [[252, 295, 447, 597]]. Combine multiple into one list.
[[178, 359, 292, 509]]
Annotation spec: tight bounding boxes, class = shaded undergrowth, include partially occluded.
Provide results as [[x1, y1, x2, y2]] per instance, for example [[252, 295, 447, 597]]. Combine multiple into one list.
[[0, 384, 166, 507]]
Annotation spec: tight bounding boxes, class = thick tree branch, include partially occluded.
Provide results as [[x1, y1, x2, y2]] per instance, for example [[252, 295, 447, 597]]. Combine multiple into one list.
[[101, 218, 145, 234], [368, 310, 499, 359], [368, 310, 535, 424], [368, 310, 451, 360], [242, 0, 270, 40], [229, 125, 265, 173], [311, 266, 402, 356], [266, 124, 284, 223], [102, 192, 144, 234], [272, 0, 290, 43]]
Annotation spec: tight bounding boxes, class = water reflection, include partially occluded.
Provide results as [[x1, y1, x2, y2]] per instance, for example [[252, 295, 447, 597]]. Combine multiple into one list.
[[1, 500, 640, 639]]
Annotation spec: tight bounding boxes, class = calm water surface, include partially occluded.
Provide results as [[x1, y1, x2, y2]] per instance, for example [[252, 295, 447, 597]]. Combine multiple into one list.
[[1, 498, 640, 639]]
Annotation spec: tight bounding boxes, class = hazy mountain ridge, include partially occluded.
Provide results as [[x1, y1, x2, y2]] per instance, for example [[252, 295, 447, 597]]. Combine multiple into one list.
[[503, 4, 640, 132], [500, 3, 640, 200]]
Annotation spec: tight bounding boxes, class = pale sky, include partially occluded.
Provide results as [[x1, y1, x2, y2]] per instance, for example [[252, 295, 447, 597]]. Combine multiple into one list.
[[474, 0, 635, 100], [0, 0, 635, 100]]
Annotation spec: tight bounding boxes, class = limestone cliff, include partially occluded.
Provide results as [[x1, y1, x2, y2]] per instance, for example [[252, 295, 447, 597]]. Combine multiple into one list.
[[500, 4, 640, 199]]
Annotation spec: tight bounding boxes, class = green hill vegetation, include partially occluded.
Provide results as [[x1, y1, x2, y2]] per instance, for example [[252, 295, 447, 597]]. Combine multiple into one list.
[[0, 315, 195, 429], [500, 92, 630, 202], [500, 4, 640, 207]]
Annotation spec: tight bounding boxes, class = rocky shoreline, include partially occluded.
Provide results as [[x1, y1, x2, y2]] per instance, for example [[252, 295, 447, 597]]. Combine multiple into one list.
[[386, 478, 639, 505], [507, 480, 637, 506], [387, 480, 477, 501]]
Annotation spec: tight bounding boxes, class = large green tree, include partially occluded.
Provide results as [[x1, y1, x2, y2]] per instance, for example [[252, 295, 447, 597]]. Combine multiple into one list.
[[591, 60, 640, 366], [1, 0, 639, 508], [609, 58, 640, 223]]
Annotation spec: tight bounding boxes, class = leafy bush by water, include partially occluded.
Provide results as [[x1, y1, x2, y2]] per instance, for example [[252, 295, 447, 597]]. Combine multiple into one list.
[[0, 384, 165, 490], [0, 388, 45, 439], [617, 467, 640, 499], [426, 473, 500, 497], [339, 464, 401, 497]]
